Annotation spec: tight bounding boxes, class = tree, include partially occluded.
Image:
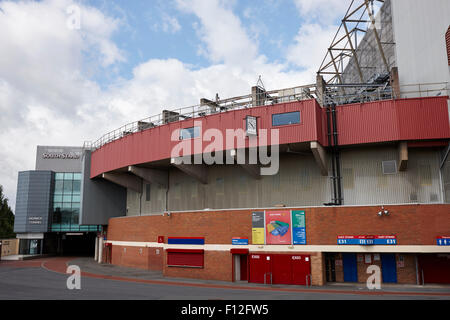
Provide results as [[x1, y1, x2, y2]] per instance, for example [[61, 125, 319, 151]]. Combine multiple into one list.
[[0, 185, 15, 239]]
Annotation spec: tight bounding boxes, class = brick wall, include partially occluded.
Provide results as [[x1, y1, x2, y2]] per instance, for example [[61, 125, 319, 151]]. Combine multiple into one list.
[[106, 204, 449, 284], [108, 204, 450, 246], [110, 245, 163, 271], [164, 250, 232, 282]]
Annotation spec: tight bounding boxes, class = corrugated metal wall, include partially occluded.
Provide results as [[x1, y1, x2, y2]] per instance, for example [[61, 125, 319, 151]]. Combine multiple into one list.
[[442, 149, 450, 203], [340, 147, 442, 205], [125, 146, 444, 216]]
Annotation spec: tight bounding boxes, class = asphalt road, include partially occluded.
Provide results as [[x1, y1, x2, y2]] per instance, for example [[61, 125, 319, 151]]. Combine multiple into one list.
[[0, 263, 449, 300]]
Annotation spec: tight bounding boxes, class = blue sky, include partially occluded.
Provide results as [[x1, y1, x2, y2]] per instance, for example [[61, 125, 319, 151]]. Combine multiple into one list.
[[84, 0, 306, 85], [0, 0, 350, 208]]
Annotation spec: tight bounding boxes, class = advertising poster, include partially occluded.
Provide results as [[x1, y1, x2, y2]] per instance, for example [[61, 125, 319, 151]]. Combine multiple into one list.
[[265, 211, 292, 245], [251, 212, 265, 244], [291, 210, 306, 245]]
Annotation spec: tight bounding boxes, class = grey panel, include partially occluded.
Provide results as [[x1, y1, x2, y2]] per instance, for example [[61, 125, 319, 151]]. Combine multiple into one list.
[[125, 146, 444, 215], [35, 146, 83, 173], [14, 171, 53, 233], [340, 147, 442, 205], [80, 150, 126, 225]]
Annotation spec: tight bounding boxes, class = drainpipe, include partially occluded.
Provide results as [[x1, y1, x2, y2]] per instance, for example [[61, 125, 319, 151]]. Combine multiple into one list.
[[331, 104, 343, 205], [324, 103, 343, 206], [165, 170, 170, 213]]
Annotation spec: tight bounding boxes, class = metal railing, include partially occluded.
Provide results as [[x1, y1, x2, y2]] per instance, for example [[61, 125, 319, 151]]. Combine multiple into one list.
[[305, 274, 312, 287], [85, 84, 316, 150], [84, 81, 449, 151], [323, 82, 449, 106], [264, 272, 272, 285]]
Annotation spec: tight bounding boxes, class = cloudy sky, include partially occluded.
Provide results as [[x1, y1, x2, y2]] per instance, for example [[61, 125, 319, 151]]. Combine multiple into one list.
[[0, 0, 349, 210]]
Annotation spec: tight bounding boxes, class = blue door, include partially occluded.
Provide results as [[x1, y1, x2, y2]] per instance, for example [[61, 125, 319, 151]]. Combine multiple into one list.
[[381, 254, 397, 283], [342, 253, 358, 282]]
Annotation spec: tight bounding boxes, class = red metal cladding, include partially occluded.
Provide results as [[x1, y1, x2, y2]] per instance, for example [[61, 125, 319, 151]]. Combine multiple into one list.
[[90, 96, 450, 178], [336, 96, 450, 146], [90, 99, 323, 178]]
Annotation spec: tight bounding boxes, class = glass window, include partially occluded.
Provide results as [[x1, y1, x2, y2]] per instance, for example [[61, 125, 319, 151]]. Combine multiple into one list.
[[55, 173, 65, 180], [54, 180, 64, 195], [61, 211, 72, 228], [54, 202, 62, 210], [53, 209, 61, 223], [64, 173, 74, 180], [63, 195, 72, 203], [62, 203, 72, 209], [72, 180, 81, 195], [272, 111, 301, 126], [72, 202, 80, 209], [63, 179, 73, 194], [72, 195, 81, 203], [73, 173, 82, 180], [71, 209, 80, 225], [53, 195, 63, 203], [180, 127, 200, 140]]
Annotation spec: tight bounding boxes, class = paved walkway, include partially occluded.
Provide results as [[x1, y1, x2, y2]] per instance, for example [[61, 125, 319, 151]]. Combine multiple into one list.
[[12, 257, 445, 298], [1, 256, 449, 298]]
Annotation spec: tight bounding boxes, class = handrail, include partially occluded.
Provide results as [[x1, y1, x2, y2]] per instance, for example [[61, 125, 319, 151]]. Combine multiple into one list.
[[306, 274, 312, 287], [264, 272, 272, 285]]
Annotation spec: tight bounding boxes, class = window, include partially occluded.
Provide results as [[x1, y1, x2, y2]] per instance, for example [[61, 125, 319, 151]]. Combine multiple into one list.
[[272, 111, 300, 126], [51, 172, 100, 233], [179, 127, 200, 140], [382, 160, 397, 175]]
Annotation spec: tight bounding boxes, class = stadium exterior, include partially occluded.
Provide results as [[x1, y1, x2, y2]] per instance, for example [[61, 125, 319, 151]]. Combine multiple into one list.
[[14, 0, 450, 285]]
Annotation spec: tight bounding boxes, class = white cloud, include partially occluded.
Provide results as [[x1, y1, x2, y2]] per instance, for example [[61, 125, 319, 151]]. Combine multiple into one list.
[[286, 23, 339, 71], [0, 0, 337, 211], [175, 0, 259, 66], [294, 0, 348, 22]]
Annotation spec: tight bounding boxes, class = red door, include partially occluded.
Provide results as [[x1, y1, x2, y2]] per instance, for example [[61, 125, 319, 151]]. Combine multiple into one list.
[[418, 254, 450, 284], [291, 255, 311, 285], [272, 254, 292, 285], [249, 254, 271, 284]]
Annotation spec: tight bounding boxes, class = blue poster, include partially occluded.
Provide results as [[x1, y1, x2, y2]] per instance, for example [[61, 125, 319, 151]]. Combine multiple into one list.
[[292, 210, 306, 245]]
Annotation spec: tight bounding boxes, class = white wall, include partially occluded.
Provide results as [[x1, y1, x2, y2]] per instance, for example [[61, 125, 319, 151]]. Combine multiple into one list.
[[391, 0, 450, 97]]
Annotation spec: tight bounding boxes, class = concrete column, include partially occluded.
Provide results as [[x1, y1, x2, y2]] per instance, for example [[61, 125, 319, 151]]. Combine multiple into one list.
[[390, 67, 401, 99], [94, 236, 99, 261], [98, 237, 103, 264], [398, 142, 408, 171], [102, 172, 142, 193], [171, 159, 208, 184], [316, 75, 327, 106], [128, 166, 168, 188], [311, 141, 329, 176]]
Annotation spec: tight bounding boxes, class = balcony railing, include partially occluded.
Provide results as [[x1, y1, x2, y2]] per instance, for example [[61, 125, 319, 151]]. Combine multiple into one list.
[[83, 82, 448, 151]]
